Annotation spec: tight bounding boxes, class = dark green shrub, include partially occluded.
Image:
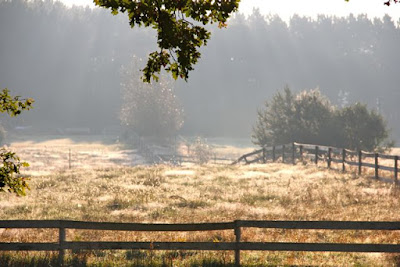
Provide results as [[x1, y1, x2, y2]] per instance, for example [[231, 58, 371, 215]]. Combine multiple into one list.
[[252, 86, 392, 151]]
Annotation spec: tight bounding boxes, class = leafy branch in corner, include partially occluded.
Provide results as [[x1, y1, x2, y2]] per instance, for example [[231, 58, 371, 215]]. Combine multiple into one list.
[[383, 0, 399, 6], [345, 0, 399, 6]]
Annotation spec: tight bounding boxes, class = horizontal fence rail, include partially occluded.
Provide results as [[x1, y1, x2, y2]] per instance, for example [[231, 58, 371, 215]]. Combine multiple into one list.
[[1, 220, 400, 266], [233, 142, 400, 183]]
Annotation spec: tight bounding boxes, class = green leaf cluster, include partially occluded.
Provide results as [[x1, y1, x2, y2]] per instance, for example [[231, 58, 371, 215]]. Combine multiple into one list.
[[252, 87, 392, 151], [0, 88, 34, 196], [0, 89, 34, 116], [93, 0, 240, 82], [0, 148, 30, 196]]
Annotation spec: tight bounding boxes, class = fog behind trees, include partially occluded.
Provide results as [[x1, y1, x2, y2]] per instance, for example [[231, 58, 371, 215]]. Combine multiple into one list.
[[1, 0, 400, 142]]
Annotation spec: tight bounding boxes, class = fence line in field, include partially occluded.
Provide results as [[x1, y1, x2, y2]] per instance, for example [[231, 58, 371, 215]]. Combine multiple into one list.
[[233, 142, 399, 183], [1, 219, 400, 266]]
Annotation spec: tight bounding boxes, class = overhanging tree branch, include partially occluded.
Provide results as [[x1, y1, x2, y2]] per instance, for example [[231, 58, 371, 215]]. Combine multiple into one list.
[[93, 0, 240, 83]]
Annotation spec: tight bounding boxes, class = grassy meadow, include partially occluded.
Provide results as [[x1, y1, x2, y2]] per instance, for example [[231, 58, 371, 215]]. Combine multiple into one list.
[[1, 136, 400, 266]]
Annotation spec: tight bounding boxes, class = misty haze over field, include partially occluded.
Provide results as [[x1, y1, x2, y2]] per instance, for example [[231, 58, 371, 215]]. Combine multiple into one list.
[[1, 0, 400, 142]]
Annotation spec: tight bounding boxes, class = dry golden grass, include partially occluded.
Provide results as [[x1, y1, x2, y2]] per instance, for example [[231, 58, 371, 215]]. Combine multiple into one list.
[[8, 136, 145, 175], [1, 137, 400, 266]]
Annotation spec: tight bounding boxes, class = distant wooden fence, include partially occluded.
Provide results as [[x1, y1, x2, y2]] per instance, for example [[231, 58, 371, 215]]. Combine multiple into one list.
[[1, 220, 400, 266], [233, 142, 399, 183]]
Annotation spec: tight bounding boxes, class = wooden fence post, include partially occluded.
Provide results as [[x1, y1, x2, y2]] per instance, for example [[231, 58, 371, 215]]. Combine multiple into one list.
[[272, 146, 276, 162], [327, 148, 332, 169], [375, 153, 379, 179], [292, 143, 295, 165], [358, 150, 362, 175], [58, 226, 66, 267], [342, 149, 346, 172], [395, 156, 398, 185], [262, 148, 266, 164], [315, 146, 319, 165], [282, 145, 285, 163], [234, 221, 241, 267], [299, 145, 303, 162]]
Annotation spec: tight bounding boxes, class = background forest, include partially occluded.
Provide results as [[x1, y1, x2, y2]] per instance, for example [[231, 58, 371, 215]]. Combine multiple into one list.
[[1, 0, 400, 142]]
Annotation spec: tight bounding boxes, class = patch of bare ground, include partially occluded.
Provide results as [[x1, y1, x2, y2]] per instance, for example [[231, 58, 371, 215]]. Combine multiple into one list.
[[1, 138, 400, 265]]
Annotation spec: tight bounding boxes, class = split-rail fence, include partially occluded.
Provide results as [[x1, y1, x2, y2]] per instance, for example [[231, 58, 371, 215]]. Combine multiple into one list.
[[1, 220, 400, 266], [233, 142, 399, 183]]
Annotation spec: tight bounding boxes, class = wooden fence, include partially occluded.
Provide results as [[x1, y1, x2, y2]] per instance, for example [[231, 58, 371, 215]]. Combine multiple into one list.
[[233, 142, 399, 183], [1, 220, 400, 266]]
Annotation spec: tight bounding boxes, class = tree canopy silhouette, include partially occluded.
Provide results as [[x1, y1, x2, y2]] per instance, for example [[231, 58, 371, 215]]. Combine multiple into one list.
[[252, 87, 392, 151]]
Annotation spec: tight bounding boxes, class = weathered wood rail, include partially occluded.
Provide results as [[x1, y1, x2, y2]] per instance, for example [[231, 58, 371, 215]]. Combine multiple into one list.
[[1, 220, 400, 266], [233, 142, 400, 183]]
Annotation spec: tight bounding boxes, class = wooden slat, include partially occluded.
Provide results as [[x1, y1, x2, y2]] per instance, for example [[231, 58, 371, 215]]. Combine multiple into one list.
[[62, 221, 235, 231], [362, 152, 376, 158], [330, 158, 343, 163], [238, 220, 400, 230], [379, 154, 397, 160], [231, 156, 244, 165], [237, 242, 400, 253], [299, 144, 316, 150], [0, 220, 235, 231], [7, 220, 400, 231], [64, 242, 235, 251], [362, 162, 376, 168], [346, 161, 359, 167], [2, 241, 400, 254], [0, 220, 61, 228], [379, 165, 395, 172], [0, 242, 59, 251], [344, 149, 357, 155], [317, 146, 329, 152], [8, 241, 399, 253], [243, 149, 263, 158]]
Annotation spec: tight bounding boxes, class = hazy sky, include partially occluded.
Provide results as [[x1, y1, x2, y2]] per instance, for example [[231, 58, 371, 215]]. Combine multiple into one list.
[[59, 0, 400, 22], [240, 0, 400, 22]]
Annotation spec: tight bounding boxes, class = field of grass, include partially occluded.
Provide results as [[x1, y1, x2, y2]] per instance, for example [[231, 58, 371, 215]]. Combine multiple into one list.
[[1, 136, 400, 266]]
